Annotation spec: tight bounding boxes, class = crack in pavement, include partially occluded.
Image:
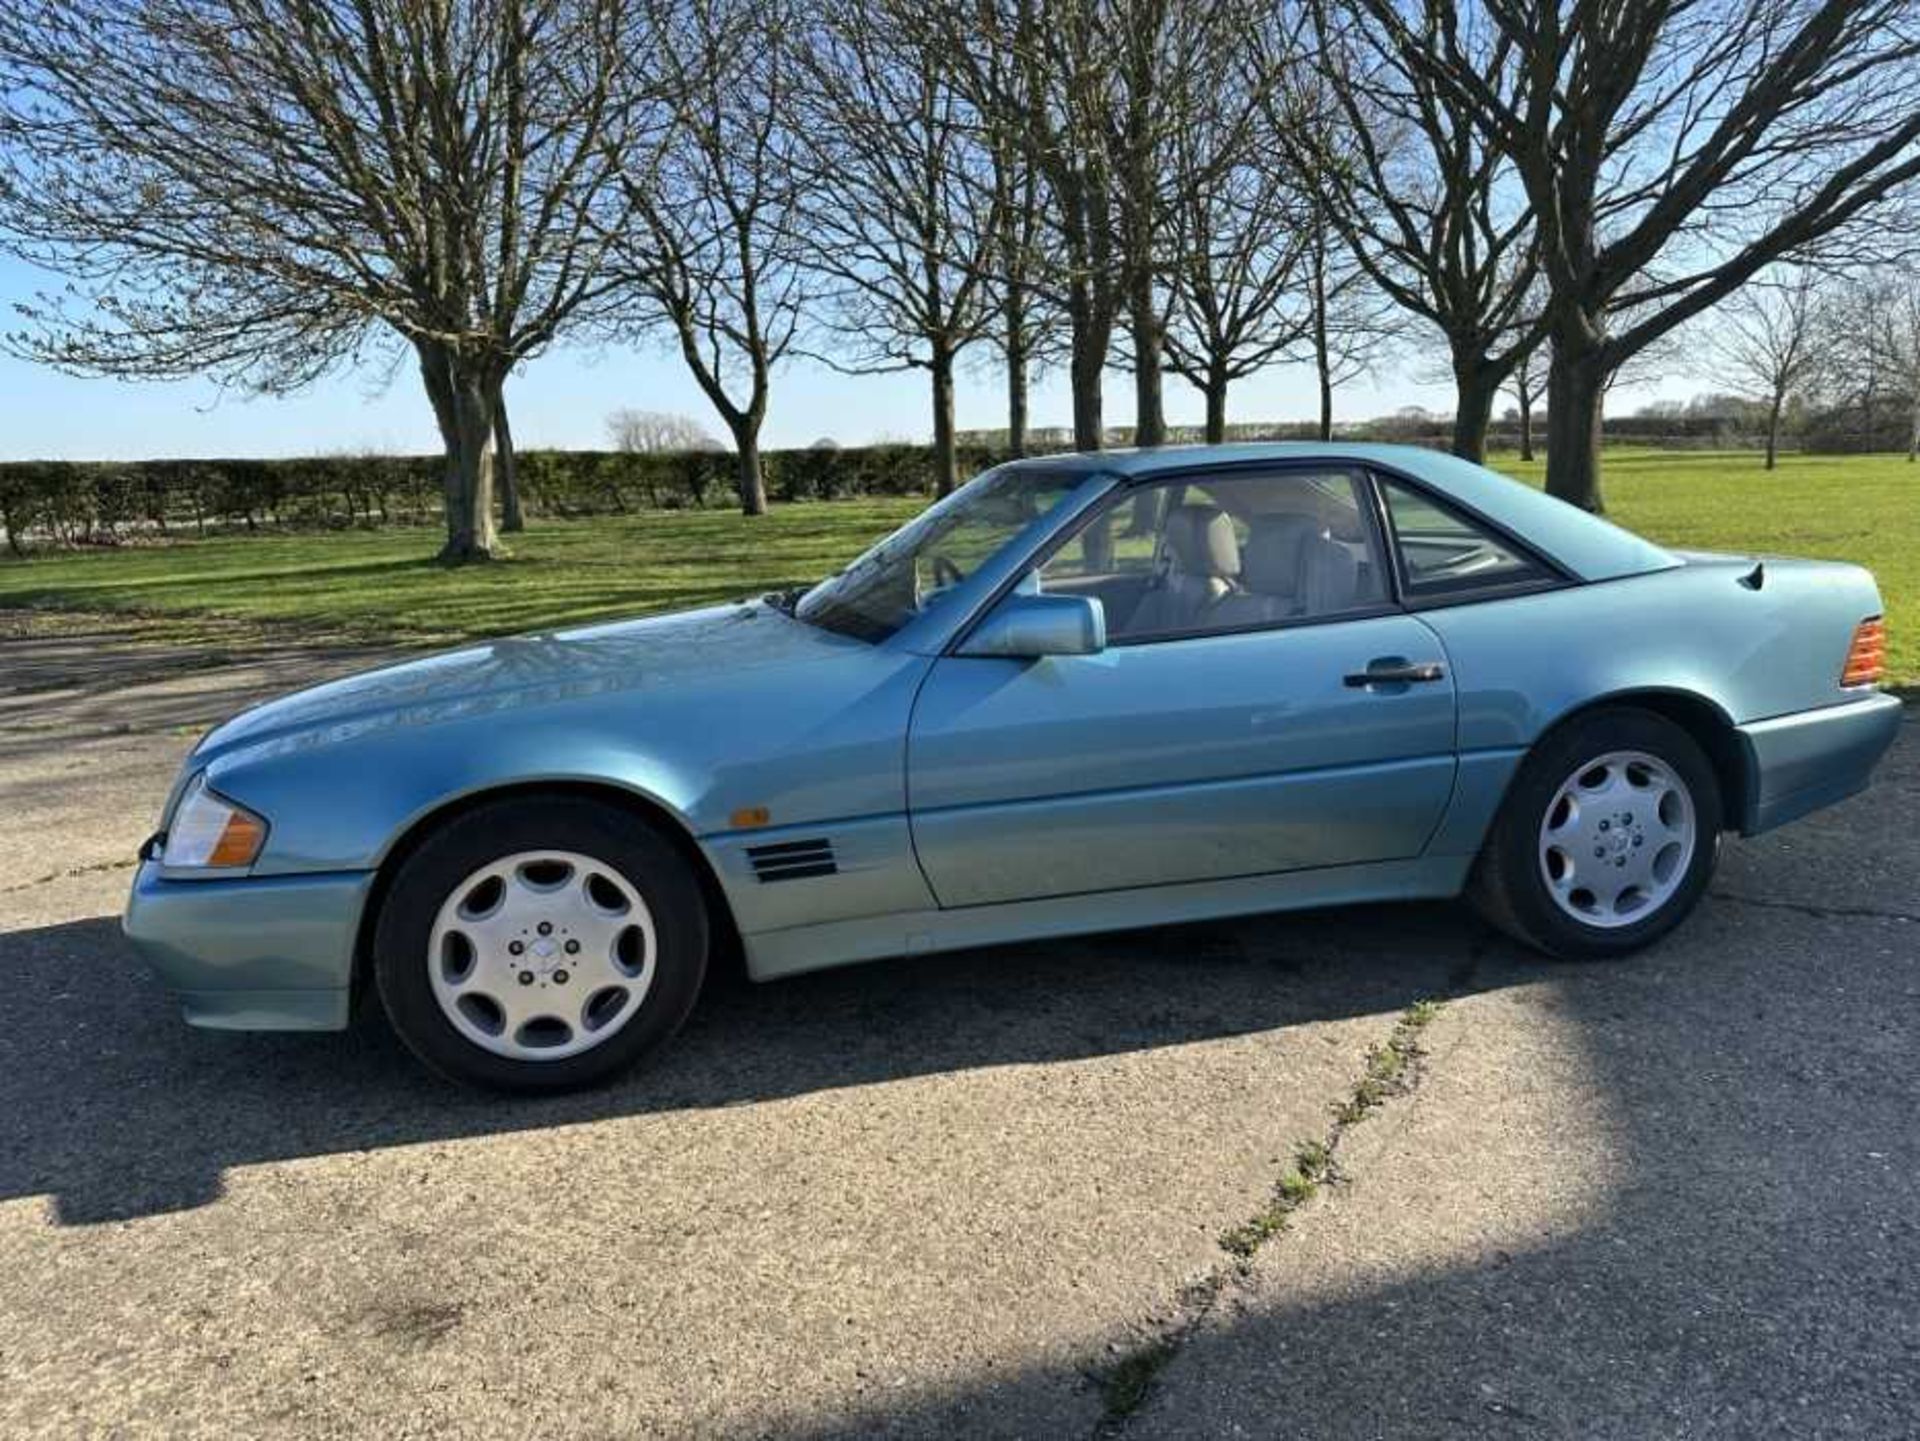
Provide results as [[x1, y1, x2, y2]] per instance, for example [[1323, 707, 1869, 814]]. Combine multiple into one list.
[[2, 857, 138, 896], [1090, 998, 1447, 1435], [1710, 889, 1920, 925]]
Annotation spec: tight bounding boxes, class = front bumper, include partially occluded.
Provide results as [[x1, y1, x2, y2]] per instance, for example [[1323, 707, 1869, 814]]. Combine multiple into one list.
[[1738, 692, 1904, 834], [122, 862, 373, 1031]]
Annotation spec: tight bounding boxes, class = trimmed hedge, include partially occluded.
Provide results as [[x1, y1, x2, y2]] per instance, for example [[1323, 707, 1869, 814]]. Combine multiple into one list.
[[0, 441, 1020, 550], [1799, 403, 1915, 455], [8, 411, 1903, 551]]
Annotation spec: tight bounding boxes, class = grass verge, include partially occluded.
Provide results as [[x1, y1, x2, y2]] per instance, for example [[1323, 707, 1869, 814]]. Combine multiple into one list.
[[0, 451, 1913, 681], [0, 499, 920, 644]]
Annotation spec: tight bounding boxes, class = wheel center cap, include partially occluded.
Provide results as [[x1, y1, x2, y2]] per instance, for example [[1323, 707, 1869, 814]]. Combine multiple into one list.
[[530, 937, 557, 960]]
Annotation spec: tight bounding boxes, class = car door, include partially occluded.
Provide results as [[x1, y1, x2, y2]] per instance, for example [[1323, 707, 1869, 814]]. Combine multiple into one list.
[[906, 465, 1459, 909]]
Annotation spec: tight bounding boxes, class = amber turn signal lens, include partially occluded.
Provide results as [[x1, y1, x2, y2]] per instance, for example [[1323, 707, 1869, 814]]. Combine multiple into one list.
[[161, 773, 271, 869], [1841, 617, 1886, 688], [207, 811, 270, 868]]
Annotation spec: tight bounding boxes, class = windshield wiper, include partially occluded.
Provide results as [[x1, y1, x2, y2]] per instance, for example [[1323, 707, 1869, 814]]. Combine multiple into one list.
[[763, 585, 807, 615]]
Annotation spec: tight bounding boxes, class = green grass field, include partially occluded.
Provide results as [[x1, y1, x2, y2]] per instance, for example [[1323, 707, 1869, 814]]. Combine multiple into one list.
[[1, 448, 1914, 681]]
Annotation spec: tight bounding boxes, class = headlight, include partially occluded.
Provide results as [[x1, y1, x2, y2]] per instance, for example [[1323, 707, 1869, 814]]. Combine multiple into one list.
[[161, 774, 269, 870]]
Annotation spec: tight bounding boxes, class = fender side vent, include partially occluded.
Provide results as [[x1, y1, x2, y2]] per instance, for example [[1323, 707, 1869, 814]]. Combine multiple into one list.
[[747, 837, 837, 883]]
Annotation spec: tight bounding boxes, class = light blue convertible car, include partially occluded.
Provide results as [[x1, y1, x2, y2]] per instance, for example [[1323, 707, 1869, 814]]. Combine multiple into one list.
[[124, 445, 1901, 1090]]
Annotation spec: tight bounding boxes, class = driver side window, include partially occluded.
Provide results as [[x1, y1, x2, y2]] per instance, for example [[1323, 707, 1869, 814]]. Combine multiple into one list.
[[1039, 469, 1388, 644]]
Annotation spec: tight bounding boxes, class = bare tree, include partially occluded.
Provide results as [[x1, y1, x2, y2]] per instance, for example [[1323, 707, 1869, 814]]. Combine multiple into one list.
[[1853, 263, 1920, 462], [0, 0, 635, 561], [1504, 341, 1546, 461], [1162, 94, 1315, 443], [606, 409, 719, 453], [793, 1, 1000, 497], [1898, 270, 1920, 462], [958, 12, 1078, 459], [926, 0, 1256, 452], [1300, 219, 1403, 441], [1707, 268, 1826, 468], [982, 126, 1059, 457], [1820, 264, 1920, 458], [1103, 0, 1200, 448], [942, 0, 1119, 452], [1289, 4, 1541, 461], [1094, 0, 1263, 448], [1351, 0, 1920, 511], [608, 0, 810, 516]]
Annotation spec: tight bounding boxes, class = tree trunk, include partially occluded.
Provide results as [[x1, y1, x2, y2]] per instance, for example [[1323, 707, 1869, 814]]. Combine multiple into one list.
[[1005, 288, 1030, 459], [1311, 234, 1334, 442], [442, 375, 501, 561], [1517, 377, 1535, 461], [1544, 341, 1608, 512], [495, 388, 524, 532], [1908, 393, 1918, 462], [1315, 342, 1334, 443], [1450, 359, 1498, 463], [1129, 269, 1165, 448], [417, 341, 502, 562], [733, 421, 768, 516], [1765, 390, 1784, 471], [1068, 278, 1104, 452], [1204, 362, 1229, 446], [930, 342, 958, 498]]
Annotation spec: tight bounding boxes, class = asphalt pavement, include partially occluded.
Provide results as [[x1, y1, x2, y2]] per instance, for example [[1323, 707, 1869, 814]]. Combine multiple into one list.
[[0, 613, 1913, 1438]]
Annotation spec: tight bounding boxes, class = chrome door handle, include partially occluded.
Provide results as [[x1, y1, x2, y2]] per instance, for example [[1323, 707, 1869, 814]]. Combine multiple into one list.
[[1344, 660, 1447, 687]]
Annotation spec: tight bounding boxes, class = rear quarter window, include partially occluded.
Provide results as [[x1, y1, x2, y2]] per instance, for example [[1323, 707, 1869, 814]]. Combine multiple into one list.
[[1381, 479, 1551, 598]]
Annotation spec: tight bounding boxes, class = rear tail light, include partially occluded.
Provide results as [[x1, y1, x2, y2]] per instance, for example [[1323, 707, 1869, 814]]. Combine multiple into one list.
[[1840, 617, 1886, 688]]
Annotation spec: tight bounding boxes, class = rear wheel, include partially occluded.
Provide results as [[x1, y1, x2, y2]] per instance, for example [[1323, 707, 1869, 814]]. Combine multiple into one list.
[[1471, 708, 1722, 959], [374, 797, 708, 1092]]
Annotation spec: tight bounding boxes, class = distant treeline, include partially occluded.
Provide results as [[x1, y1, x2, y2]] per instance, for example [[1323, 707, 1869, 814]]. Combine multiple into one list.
[[0, 409, 1903, 551]]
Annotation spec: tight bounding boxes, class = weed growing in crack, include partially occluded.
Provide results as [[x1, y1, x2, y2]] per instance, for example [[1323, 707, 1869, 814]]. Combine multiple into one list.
[[1100, 1338, 1178, 1423], [1098, 999, 1446, 1433], [1333, 1000, 1438, 1125], [1219, 1140, 1338, 1259], [1223, 1000, 1440, 1258]]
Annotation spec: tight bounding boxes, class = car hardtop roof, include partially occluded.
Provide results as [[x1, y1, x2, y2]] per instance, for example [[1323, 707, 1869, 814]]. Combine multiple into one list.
[[1004, 442, 1677, 584], [1007, 441, 1461, 480]]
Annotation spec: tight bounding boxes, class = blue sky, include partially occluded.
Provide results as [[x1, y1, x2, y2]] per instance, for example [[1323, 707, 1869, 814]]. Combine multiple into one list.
[[0, 253, 1678, 462]]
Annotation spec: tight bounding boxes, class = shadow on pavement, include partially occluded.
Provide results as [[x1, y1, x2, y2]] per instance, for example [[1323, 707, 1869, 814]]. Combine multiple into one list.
[[786, 730, 1920, 1438], [778, 897, 1920, 1437], [0, 901, 1501, 1228]]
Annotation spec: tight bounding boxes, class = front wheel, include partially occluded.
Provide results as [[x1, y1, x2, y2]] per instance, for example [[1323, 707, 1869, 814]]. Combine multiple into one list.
[[1471, 708, 1722, 959], [373, 797, 709, 1092]]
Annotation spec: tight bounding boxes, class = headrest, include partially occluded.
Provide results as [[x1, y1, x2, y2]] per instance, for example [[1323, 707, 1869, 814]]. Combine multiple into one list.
[[1241, 513, 1326, 596], [1161, 504, 1239, 580]]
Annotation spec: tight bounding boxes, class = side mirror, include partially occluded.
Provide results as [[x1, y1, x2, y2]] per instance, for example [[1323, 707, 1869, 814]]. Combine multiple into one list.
[[959, 592, 1106, 659]]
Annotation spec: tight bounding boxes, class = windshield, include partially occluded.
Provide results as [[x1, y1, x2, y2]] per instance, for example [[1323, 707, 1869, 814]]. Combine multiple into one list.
[[794, 466, 1090, 642]]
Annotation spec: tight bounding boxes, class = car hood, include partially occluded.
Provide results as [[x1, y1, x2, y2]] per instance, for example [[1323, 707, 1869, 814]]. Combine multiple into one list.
[[192, 602, 864, 766]]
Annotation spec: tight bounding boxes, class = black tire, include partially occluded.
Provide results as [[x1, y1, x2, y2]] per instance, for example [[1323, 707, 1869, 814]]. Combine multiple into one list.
[[373, 796, 709, 1093], [1469, 707, 1722, 959]]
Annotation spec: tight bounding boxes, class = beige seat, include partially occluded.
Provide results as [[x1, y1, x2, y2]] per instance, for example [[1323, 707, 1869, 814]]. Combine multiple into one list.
[[1212, 513, 1362, 626], [1123, 503, 1240, 636]]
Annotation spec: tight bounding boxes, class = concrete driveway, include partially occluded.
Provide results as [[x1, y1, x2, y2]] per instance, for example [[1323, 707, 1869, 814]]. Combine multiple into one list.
[[1, 615, 1914, 1438]]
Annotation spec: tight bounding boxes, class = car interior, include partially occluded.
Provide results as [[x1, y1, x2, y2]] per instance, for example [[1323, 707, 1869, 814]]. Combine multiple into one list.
[[1038, 470, 1388, 641]]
